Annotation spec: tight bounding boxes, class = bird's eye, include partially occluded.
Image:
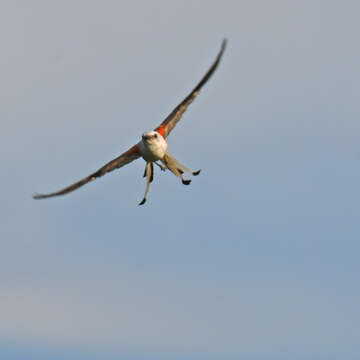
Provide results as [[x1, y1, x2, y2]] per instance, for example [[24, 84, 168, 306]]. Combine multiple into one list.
[[154, 134, 158, 138]]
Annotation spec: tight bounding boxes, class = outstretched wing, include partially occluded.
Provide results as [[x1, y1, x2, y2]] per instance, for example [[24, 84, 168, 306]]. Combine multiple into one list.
[[154, 39, 227, 139], [33, 144, 141, 199]]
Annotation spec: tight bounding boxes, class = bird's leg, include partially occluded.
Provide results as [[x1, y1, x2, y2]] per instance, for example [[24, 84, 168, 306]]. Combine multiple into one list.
[[162, 153, 200, 185], [154, 161, 166, 171], [139, 162, 153, 205]]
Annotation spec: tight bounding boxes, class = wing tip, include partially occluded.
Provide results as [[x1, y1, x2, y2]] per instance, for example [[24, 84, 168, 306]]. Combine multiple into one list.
[[33, 191, 61, 199], [32, 193, 47, 200], [218, 38, 228, 59]]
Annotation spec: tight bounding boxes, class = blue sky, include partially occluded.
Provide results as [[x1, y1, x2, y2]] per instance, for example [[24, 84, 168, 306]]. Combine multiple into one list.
[[1, 1, 360, 359]]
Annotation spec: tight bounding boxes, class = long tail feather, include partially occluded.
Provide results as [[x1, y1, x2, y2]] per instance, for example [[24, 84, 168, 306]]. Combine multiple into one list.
[[162, 153, 199, 184], [139, 162, 153, 205]]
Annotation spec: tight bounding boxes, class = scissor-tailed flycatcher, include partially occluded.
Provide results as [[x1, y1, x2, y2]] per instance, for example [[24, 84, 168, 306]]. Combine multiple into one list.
[[33, 39, 227, 205]]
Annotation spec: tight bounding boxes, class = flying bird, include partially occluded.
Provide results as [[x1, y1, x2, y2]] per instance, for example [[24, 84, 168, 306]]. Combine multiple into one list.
[[33, 39, 227, 205]]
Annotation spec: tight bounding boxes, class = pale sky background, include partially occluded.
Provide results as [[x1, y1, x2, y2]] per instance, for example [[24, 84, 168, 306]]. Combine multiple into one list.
[[1, 1, 360, 359]]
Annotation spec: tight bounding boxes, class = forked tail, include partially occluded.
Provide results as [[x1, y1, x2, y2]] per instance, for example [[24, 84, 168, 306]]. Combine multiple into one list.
[[161, 152, 200, 185], [139, 162, 153, 205]]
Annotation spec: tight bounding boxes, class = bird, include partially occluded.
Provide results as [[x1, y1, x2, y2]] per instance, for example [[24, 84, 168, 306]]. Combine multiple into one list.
[[33, 39, 227, 205]]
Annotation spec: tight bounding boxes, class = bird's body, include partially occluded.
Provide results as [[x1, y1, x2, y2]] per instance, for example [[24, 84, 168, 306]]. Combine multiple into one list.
[[139, 131, 168, 162], [33, 39, 227, 205]]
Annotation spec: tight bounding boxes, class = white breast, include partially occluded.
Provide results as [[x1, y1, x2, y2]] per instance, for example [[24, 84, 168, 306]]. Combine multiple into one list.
[[139, 132, 168, 162]]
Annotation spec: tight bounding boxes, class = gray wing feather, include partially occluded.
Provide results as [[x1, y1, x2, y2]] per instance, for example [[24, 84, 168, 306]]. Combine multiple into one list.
[[155, 39, 227, 139], [33, 144, 141, 199]]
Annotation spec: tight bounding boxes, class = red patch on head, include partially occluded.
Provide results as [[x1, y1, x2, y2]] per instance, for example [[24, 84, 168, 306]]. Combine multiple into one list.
[[155, 125, 165, 137]]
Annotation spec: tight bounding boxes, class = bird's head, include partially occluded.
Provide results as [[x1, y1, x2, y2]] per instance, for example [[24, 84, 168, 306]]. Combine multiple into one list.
[[142, 131, 163, 144]]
